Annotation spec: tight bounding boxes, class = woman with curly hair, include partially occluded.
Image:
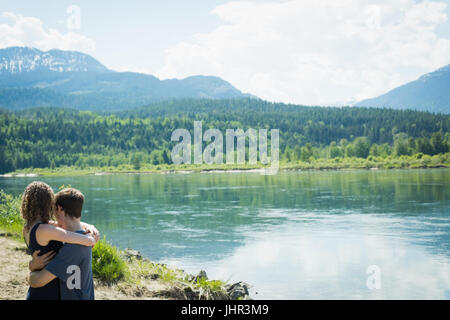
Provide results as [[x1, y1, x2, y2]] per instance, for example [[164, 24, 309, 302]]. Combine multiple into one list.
[[21, 181, 98, 300]]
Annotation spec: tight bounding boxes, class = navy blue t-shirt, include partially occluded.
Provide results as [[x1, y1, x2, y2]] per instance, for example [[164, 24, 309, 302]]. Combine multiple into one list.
[[45, 230, 95, 300]]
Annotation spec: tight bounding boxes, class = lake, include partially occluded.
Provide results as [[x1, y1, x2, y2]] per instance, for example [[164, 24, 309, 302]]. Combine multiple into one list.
[[1, 169, 449, 299]]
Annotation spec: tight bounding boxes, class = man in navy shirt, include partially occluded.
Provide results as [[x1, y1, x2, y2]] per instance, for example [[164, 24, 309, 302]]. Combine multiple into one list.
[[28, 188, 95, 300]]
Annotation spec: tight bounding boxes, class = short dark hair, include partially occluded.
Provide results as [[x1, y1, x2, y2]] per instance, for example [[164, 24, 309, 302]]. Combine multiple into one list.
[[55, 188, 84, 219]]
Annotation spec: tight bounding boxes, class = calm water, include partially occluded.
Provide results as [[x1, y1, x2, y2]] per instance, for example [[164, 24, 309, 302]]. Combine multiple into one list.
[[1, 169, 449, 299]]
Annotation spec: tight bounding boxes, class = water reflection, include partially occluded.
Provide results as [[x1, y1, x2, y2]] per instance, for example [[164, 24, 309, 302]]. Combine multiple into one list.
[[203, 218, 450, 299], [0, 169, 449, 299]]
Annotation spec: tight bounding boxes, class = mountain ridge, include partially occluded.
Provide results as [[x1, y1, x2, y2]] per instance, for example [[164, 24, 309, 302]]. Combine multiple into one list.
[[356, 65, 450, 114], [0, 47, 249, 111], [0, 46, 109, 74]]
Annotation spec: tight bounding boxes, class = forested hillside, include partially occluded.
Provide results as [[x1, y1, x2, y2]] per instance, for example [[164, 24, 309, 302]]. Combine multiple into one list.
[[1, 99, 449, 173]]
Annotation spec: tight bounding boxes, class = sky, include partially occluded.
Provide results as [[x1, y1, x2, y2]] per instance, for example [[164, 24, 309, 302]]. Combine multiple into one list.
[[0, 0, 449, 106]]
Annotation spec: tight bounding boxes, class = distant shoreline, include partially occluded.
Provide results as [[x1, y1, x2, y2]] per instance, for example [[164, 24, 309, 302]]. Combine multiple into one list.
[[1, 162, 449, 178]]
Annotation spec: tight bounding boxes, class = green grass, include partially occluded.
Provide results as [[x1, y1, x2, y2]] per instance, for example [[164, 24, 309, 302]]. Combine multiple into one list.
[[0, 190, 23, 239], [125, 254, 226, 291], [195, 277, 225, 292], [92, 241, 230, 298], [92, 238, 130, 284]]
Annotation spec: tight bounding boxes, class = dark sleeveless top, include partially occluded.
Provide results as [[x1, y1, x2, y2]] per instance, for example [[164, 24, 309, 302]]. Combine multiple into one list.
[[26, 223, 63, 300]]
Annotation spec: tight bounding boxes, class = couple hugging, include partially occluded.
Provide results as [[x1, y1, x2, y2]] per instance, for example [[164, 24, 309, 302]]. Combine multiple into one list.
[[21, 181, 100, 300]]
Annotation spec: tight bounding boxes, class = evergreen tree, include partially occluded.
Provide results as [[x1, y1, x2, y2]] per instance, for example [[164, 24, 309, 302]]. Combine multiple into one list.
[[431, 132, 448, 155]]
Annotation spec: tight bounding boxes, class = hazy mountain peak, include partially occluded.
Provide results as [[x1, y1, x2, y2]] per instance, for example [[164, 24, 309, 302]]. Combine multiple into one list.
[[418, 64, 450, 81], [0, 46, 250, 111], [355, 65, 450, 114], [0, 46, 109, 74]]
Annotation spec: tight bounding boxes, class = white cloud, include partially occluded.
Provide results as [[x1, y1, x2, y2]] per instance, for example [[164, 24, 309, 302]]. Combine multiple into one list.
[[0, 12, 95, 53], [157, 0, 450, 105]]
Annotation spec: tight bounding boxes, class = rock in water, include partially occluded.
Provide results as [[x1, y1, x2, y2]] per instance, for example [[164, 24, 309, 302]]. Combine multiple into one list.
[[226, 281, 251, 300], [193, 270, 208, 282], [122, 248, 142, 261]]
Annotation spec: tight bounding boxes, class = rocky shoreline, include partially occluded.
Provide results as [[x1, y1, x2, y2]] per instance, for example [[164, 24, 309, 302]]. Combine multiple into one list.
[[120, 248, 252, 300]]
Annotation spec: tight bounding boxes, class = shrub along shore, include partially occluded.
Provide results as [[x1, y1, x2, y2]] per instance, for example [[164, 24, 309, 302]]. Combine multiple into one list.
[[3, 152, 450, 177], [0, 190, 251, 300]]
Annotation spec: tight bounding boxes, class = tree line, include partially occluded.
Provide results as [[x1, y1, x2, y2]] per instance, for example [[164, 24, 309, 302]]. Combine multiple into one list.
[[0, 99, 449, 173]]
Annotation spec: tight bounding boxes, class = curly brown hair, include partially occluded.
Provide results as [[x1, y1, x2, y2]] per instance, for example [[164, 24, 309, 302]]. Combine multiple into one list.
[[21, 181, 55, 232]]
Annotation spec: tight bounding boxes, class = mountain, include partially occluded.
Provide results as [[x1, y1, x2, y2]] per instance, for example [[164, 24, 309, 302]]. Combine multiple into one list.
[[0, 47, 108, 74], [355, 65, 450, 114], [0, 47, 249, 111]]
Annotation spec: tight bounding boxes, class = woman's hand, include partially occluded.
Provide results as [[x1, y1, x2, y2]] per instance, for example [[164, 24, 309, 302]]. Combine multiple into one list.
[[47, 220, 60, 227], [84, 234, 97, 247], [29, 250, 56, 271], [82, 223, 100, 243]]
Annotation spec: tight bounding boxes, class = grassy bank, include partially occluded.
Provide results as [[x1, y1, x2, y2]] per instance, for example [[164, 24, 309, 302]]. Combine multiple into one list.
[[0, 190, 247, 300], [3, 152, 450, 177]]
